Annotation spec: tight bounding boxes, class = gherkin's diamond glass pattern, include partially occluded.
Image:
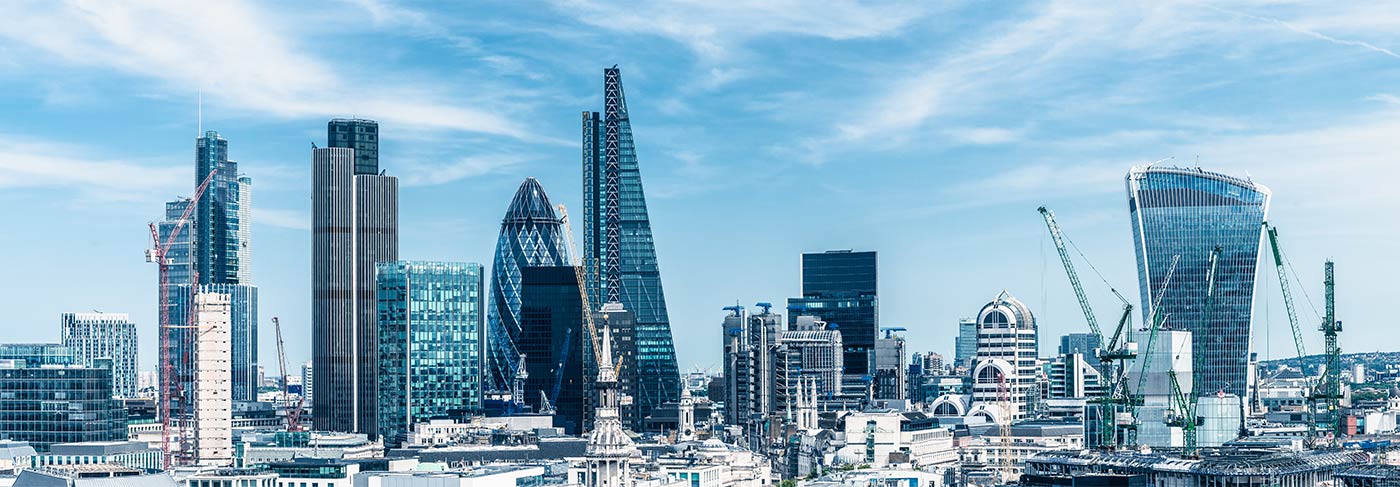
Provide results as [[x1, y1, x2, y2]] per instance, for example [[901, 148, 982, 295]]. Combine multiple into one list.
[[1127, 165, 1270, 399], [487, 178, 571, 391]]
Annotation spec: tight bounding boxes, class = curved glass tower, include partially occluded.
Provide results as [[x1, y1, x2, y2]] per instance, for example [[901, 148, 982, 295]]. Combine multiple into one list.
[[1126, 165, 1270, 399], [487, 177, 571, 393]]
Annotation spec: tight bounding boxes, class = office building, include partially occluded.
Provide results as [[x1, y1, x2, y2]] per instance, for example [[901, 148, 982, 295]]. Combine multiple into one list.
[[787, 250, 878, 376], [582, 66, 682, 424], [376, 261, 486, 447], [971, 291, 1038, 422], [59, 312, 138, 398], [747, 305, 782, 428], [35, 441, 163, 473], [327, 118, 380, 176], [873, 331, 907, 400], [722, 308, 751, 428], [301, 361, 313, 410], [1126, 165, 1270, 399], [517, 266, 590, 434], [193, 292, 233, 465], [1058, 333, 1101, 367], [485, 177, 571, 397], [0, 358, 127, 451], [312, 139, 399, 435], [955, 318, 977, 369], [1046, 353, 1102, 399], [595, 303, 638, 429], [774, 324, 844, 413], [0, 343, 74, 366], [237, 175, 252, 282], [194, 130, 241, 286]]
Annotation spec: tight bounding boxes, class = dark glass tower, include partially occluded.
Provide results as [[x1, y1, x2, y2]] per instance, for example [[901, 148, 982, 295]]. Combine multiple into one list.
[[518, 266, 590, 434], [195, 131, 240, 285], [582, 66, 681, 423], [312, 140, 398, 435], [486, 178, 571, 396], [328, 119, 380, 175], [1126, 165, 1270, 399], [787, 250, 879, 376], [376, 261, 485, 447]]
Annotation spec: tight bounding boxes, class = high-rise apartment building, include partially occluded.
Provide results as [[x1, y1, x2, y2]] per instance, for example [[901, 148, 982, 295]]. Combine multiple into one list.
[[518, 266, 589, 434], [193, 292, 232, 465], [971, 292, 1038, 422], [327, 119, 380, 176], [376, 261, 485, 447], [582, 66, 681, 423], [1126, 165, 1270, 399], [312, 132, 399, 435], [59, 313, 138, 398], [787, 250, 878, 376], [486, 178, 571, 397]]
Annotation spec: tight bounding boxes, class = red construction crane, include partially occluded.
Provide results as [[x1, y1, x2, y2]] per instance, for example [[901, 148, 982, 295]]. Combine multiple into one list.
[[147, 169, 216, 468], [271, 317, 305, 432]]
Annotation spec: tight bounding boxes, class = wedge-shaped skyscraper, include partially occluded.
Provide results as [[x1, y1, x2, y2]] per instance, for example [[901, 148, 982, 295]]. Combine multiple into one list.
[[583, 66, 681, 423], [486, 178, 571, 397], [1126, 165, 1270, 399]]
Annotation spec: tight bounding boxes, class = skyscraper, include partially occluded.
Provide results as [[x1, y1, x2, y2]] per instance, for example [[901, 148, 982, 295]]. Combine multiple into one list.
[[518, 266, 589, 434], [1126, 165, 1270, 398], [787, 250, 879, 376], [582, 66, 682, 423], [954, 318, 977, 369], [312, 132, 399, 435], [328, 119, 380, 176], [971, 292, 1038, 421], [486, 178, 571, 398], [377, 261, 485, 447], [164, 132, 258, 405], [59, 312, 138, 398]]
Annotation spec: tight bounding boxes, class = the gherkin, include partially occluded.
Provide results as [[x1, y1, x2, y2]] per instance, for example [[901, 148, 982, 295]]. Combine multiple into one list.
[[487, 177, 572, 393]]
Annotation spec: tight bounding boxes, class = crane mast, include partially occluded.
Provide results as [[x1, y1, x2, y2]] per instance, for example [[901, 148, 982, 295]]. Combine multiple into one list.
[[1038, 207, 1135, 449], [1314, 261, 1344, 440], [148, 169, 217, 468]]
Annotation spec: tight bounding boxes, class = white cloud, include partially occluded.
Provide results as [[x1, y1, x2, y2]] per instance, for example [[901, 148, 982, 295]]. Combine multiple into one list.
[[0, 0, 536, 140], [945, 127, 1023, 145], [396, 155, 529, 187], [0, 135, 186, 201]]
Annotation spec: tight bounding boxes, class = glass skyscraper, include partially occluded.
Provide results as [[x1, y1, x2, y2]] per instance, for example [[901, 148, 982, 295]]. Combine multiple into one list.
[[486, 177, 571, 396], [582, 66, 681, 422], [195, 130, 241, 285], [376, 261, 485, 447], [1126, 165, 1270, 399], [328, 118, 380, 176], [787, 250, 879, 376], [312, 140, 398, 436], [518, 266, 590, 434]]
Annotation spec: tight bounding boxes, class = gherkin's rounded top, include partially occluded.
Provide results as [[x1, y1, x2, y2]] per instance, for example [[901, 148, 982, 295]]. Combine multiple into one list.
[[503, 177, 562, 224]]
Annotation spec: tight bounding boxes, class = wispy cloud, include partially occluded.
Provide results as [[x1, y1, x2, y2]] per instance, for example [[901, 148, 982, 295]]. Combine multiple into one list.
[[0, 135, 186, 201], [0, 0, 538, 140], [1209, 5, 1400, 60], [251, 208, 310, 231], [396, 154, 530, 187]]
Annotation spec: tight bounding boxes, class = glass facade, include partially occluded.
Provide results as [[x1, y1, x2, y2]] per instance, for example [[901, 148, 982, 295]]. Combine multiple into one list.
[[328, 119, 380, 175], [1126, 165, 1270, 398], [582, 67, 682, 422], [486, 178, 571, 394], [0, 362, 128, 452], [518, 266, 590, 434], [376, 261, 485, 447], [311, 144, 399, 435], [195, 130, 241, 286], [787, 250, 879, 376], [0, 344, 75, 367]]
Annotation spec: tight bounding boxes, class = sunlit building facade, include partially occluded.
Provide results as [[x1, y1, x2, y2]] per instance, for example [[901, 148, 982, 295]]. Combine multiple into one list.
[[1126, 165, 1270, 399]]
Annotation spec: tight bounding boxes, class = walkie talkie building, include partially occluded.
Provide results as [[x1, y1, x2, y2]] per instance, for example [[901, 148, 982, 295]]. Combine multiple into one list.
[[1126, 165, 1270, 400]]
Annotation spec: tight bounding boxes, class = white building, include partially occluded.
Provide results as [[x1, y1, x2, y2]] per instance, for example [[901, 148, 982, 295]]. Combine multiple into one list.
[[967, 292, 1038, 423], [838, 410, 957, 469], [301, 361, 313, 409], [956, 421, 1084, 472], [656, 439, 773, 487], [193, 292, 233, 466], [236, 431, 381, 467], [405, 415, 555, 447], [1125, 330, 1192, 448]]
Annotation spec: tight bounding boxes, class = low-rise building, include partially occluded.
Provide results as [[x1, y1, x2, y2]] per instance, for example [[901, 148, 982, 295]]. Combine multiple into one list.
[[0, 440, 35, 474], [235, 431, 381, 468], [16, 464, 177, 486], [34, 441, 162, 472], [355, 464, 547, 487], [838, 410, 956, 470], [1026, 448, 1369, 487], [956, 420, 1084, 471]]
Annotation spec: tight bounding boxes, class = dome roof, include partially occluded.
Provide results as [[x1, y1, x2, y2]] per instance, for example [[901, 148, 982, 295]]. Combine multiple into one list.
[[503, 177, 562, 224], [978, 291, 1035, 330]]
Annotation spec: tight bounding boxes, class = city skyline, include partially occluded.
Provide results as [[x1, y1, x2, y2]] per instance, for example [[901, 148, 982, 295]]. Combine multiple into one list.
[[1, 2, 1395, 376]]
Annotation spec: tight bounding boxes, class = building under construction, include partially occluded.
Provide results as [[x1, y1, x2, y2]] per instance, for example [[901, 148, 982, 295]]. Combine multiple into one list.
[[1023, 447, 1368, 487]]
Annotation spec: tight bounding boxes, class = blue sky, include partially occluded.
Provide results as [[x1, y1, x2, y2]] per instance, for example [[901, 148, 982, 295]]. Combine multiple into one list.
[[0, 1, 1396, 375]]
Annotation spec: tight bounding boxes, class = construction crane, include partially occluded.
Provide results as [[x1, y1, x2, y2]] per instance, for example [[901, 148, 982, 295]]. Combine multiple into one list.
[[556, 204, 608, 430], [146, 169, 216, 468], [997, 370, 1014, 480], [271, 317, 305, 432], [1312, 261, 1344, 440], [1263, 223, 1328, 442], [1038, 207, 1136, 449]]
